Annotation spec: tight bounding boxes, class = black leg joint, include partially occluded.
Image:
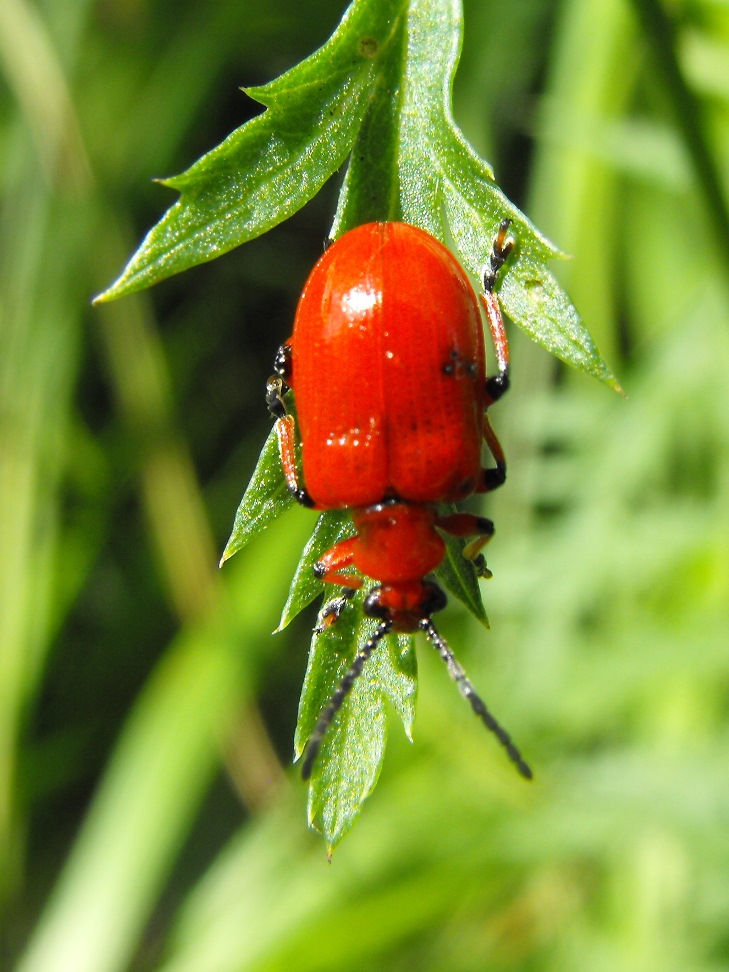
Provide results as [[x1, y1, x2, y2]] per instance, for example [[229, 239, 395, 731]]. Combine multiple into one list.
[[474, 516, 495, 537], [482, 466, 506, 491], [292, 486, 315, 508], [485, 370, 510, 404]]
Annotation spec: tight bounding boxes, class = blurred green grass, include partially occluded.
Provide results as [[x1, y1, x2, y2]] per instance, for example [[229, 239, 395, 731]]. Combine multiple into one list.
[[1, 0, 728, 970]]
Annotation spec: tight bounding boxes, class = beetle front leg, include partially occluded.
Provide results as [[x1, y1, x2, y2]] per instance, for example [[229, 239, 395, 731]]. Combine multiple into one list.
[[266, 343, 316, 509]]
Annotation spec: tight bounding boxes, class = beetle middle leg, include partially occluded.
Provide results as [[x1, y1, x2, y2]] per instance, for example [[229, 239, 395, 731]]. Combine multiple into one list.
[[313, 535, 362, 590], [313, 538, 362, 632]]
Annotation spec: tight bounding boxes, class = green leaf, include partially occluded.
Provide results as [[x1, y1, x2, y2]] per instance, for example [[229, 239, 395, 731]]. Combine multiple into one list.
[[331, 0, 620, 391], [294, 594, 417, 848], [96, 0, 619, 392], [218, 424, 293, 566], [101, 0, 624, 843], [437, 530, 489, 626], [95, 0, 405, 302], [276, 510, 354, 631], [502, 261, 622, 389]]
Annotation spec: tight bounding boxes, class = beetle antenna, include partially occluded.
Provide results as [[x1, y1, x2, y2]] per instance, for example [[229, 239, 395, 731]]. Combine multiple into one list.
[[301, 619, 394, 779], [420, 617, 533, 780]]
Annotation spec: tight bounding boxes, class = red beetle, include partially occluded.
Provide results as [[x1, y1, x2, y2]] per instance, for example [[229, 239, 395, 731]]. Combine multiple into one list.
[[266, 221, 531, 780]]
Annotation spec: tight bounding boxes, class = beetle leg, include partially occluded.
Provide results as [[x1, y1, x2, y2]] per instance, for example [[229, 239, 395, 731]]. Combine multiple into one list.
[[313, 536, 363, 590], [265, 341, 294, 419], [268, 401, 315, 508], [314, 587, 356, 633], [265, 373, 287, 422], [477, 413, 507, 494], [271, 411, 314, 508], [436, 511, 494, 541], [482, 219, 514, 407], [436, 511, 495, 574], [266, 344, 316, 509]]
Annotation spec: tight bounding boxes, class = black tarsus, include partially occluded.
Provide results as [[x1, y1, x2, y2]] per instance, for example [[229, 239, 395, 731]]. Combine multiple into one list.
[[483, 218, 514, 294], [266, 344, 293, 418], [314, 588, 357, 633], [265, 376, 287, 420]]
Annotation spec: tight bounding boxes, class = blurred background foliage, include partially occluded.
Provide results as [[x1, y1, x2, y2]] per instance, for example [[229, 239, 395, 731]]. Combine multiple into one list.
[[1, 0, 728, 969]]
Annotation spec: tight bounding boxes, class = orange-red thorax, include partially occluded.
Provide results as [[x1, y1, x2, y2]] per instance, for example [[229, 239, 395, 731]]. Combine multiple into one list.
[[351, 503, 445, 583], [350, 503, 446, 633]]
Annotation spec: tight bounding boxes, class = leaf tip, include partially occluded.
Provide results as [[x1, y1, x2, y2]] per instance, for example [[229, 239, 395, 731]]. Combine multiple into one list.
[[219, 537, 241, 567], [92, 261, 151, 304], [240, 84, 273, 109], [92, 279, 122, 305], [154, 174, 181, 192]]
